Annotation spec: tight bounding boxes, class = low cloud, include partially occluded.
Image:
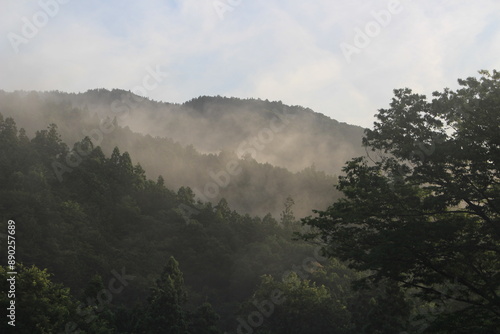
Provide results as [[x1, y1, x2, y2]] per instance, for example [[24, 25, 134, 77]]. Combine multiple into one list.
[[1, 0, 499, 128]]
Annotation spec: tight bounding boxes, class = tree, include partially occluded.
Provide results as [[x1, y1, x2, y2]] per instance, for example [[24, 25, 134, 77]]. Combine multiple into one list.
[[280, 196, 295, 227], [80, 274, 115, 333], [0, 264, 73, 333], [31, 123, 68, 159], [302, 70, 500, 331], [135, 256, 188, 334], [187, 302, 222, 334], [215, 198, 231, 220], [237, 273, 353, 334], [110, 146, 121, 165], [0, 264, 112, 334], [177, 186, 196, 205]]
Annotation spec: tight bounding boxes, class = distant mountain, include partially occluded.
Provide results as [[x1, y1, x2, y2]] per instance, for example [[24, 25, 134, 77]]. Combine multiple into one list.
[[0, 89, 367, 217], [34, 89, 366, 174]]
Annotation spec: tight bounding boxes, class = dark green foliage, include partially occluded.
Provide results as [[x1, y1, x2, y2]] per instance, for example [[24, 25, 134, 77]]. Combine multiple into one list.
[[242, 272, 353, 334], [0, 264, 113, 334], [0, 113, 362, 332], [188, 303, 222, 334], [135, 257, 188, 334], [236, 259, 411, 334], [302, 70, 500, 332], [7, 72, 497, 332], [0, 90, 348, 218]]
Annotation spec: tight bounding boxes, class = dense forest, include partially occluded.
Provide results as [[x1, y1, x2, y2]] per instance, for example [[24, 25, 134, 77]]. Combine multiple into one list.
[[0, 113, 408, 333], [15, 89, 366, 175], [0, 70, 499, 333], [0, 90, 364, 218]]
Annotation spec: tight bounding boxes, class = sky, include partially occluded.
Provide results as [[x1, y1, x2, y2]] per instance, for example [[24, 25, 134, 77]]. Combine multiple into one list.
[[1, 0, 499, 128]]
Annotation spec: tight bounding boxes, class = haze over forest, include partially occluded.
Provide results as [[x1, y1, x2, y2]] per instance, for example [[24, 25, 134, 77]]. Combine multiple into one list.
[[1, 75, 500, 333], [0, 89, 366, 218], [1, 1, 499, 333]]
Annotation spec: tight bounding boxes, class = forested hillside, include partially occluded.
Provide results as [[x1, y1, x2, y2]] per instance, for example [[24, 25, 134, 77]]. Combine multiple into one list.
[[0, 91, 356, 218], [1, 72, 498, 333], [0, 114, 409, 333], [27, 89, 366, 175]]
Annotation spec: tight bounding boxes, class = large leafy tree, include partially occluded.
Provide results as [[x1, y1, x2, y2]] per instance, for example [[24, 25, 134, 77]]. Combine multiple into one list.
[[0, 264, 112, 334], [237, 272, 352, 334], [302, 70, 500, 332], [0, 264, 74, 333]]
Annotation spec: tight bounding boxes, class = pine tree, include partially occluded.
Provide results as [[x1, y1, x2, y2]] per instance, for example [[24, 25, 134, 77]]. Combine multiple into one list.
[[136, 256, 188, 334]]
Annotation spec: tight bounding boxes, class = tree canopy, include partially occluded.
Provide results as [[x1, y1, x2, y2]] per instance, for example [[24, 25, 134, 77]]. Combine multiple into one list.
[[302, 70, 500, 332], [0, 113, 368, 332]]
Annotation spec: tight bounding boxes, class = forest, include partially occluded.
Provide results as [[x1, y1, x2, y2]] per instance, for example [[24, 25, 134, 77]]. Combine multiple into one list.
[[0, 71, 499, 333], [0, 89, 366, 218]]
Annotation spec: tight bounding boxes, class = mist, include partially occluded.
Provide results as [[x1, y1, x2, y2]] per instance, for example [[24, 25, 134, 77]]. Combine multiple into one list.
[[0, 89, 366, 218]]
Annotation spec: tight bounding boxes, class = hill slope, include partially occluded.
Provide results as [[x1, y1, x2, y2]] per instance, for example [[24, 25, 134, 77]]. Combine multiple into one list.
[[0, 90, 366, 217]]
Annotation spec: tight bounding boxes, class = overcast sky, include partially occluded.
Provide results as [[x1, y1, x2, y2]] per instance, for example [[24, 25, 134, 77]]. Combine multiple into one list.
[[1, 0, 499, 127]]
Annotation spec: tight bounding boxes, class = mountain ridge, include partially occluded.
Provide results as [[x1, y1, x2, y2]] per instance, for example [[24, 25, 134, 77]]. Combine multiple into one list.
[[0, 89, 367, 218], [0, 88, 366, 175]]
